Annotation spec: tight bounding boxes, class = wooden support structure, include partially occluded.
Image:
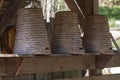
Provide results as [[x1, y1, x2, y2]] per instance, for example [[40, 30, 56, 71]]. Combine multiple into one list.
[[2, 74, 35, 80], [0, 0, 4, 9], [1, 73, 120, 80], [65, 0, 99, 29], [76, 0, 99, 15], [95, 55, 113, 69], [0, 0, 25, 37], [93, 0, 99, 15], [55, 74, 120, 80], [64, 0, 85, 29], [76, 0, 94, 16], [0, 54, 119, 76], [0, 0, 119, 80], [5, 55, 95, 75]]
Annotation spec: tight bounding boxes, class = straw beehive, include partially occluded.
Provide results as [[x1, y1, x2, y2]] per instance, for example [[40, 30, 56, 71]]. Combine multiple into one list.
[[14, 8, 51, 55], [52, 11, 84, 54], [83, 15, 112, 53]]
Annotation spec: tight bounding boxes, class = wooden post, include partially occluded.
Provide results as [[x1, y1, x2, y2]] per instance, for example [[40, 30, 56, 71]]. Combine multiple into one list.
[[76, 0, 99, 16], [0, 77, 2, 80], [65, 0, 86, 29], [93, 0, 99, 15]]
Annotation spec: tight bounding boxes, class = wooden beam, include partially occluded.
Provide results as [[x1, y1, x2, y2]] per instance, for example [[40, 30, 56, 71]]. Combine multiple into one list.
[[75, 0, 87, 16], [15, 58, 25, 76], [16, 56, 95, 75], [55, 74, 120, 80], [2, 74, 35, 80], [2, 74, 120, 80], [1, 55, 95, 75], [65, 0, 85, 29], [12, 55, 120, 75], [0, 0, 4, 9], [0, 0, 25, 37], [0, 54, 18, 57], [65, 0, 85, 16], [0, 54, 119, 76], [93, 0, 99, 15], [6, 58, 23, 75], [0, 58, 6, 76], [76, 0, 99, 15], [106, 55, 120, 68], [96, 55, 113, 69], [76, 0, 94, 16]]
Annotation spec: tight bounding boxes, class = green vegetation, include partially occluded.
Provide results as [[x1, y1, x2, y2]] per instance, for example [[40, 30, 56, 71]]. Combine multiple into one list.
[[99, 6, 120, 20], [99, 6, 120, 28]]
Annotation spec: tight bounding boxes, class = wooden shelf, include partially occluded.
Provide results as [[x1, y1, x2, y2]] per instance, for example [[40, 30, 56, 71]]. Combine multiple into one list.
[[0, 55, 95, 76], [0, 50, 117, 57], [0, 52, 119, 76]]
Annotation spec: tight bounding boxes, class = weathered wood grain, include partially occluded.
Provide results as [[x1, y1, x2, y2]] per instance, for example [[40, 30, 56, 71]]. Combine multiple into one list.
[[55, 74, 120, 80]]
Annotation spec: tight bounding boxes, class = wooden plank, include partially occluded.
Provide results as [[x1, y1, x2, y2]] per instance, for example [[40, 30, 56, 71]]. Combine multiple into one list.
[[18, 56, 95, 75], [76, 0, 94, 15], [0, 55, 120, 76], [76, 0, 87, 16], [0, 0, 4, 9], [2, 74, 120, 80], [0, 58, 6, 76], [93, 0, 99, 15], [55, 74, 120, 80], [65, 0, 85, 29], [65, 0, 85, 16], [96, 55, 120, 69], [106, 55, 120, 68], [0, 54, 18, 57], [0, 0, 25, 37], [5, 56, 95, 75], [36, 73, 45, 80], [2, 74, 35, 80], [6, 58, 23, 75], [76, 0, 99, 15], [96, 55, 113, 69]]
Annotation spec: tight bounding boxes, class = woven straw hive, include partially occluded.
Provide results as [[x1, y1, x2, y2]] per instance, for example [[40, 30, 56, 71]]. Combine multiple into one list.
[[14, 8, 51, 55], [83, 15, 112, 53], [52, 11, 84, 54]]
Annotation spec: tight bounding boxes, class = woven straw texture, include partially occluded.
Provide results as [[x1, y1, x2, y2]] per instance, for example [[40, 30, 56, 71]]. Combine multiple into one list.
[[83, 15, 112, 53], [14, 8, 51, 55], [52, 11, 84, 54]]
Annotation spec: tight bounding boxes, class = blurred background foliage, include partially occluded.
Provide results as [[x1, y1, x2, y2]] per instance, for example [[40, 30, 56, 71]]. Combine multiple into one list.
[[99, 0, 120, 49], [99, 0, 120, 28]]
